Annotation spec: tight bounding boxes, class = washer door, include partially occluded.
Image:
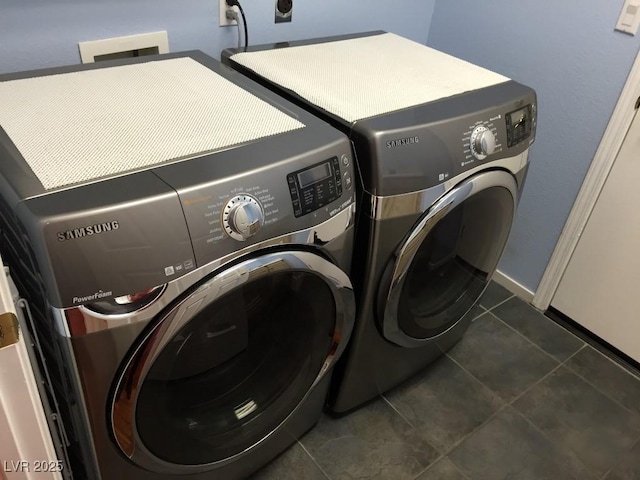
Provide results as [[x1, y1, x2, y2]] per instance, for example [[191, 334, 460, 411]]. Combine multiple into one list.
[[379, 170, 517, 348], [110, 250, 354, 473]]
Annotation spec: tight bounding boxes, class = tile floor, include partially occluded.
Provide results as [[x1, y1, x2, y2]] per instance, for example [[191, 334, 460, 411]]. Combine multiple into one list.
[[250, 283, 640, 480]]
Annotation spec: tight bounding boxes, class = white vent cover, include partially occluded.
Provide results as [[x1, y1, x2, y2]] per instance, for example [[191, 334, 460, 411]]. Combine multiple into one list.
[[0, 57, 305, 190], [232, 33, 509, 123]]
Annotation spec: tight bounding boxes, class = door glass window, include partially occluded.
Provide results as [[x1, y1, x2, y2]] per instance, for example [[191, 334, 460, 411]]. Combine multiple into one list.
[[396, 187, 514, 339], [134, 270, 335, 465]]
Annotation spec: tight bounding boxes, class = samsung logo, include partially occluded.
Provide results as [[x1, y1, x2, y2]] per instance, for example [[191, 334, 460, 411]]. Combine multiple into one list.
[[72, 290, 113, 304], [386, 136, 420, 149], [57, 221, 120, 242]]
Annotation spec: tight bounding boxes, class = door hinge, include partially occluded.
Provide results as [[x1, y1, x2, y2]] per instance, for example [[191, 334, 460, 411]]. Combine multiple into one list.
[[0, 312, 19, 348], [635, 96, 640, 109]]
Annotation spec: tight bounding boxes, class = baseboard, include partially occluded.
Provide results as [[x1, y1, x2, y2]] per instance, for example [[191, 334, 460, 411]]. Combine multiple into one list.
[[493, 270, 535, 304]]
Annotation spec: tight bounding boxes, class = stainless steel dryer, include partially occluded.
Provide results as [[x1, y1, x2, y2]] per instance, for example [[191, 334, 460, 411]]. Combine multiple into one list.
[[0, 52, 356, 479], [223, 31, 537, 413]]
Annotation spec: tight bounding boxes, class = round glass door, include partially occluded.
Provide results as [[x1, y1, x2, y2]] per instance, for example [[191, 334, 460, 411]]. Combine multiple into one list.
[[110, 251, 353, 471], [380, 170, 517, 348]]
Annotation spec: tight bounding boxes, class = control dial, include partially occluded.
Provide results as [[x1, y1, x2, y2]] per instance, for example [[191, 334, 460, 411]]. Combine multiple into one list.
[[470, 126, 497, 160], [222, 195, 264, 241]]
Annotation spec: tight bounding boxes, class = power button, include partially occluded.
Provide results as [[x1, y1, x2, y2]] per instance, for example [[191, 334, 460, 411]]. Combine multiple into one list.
[[341, 154, 350, 167]]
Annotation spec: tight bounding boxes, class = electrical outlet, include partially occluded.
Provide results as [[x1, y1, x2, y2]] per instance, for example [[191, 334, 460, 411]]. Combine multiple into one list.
[[220, 0, 238, 27], [275, 0, 292, 23]]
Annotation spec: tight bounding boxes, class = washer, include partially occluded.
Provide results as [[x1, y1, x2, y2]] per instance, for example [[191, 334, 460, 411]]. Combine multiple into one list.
[[0, 52, 356, 478], [223, 31, 537, 413]]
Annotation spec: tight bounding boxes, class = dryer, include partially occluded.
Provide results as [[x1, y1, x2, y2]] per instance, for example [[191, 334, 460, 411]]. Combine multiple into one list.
[[223, 31, 537, 413], [0, 52, 356, 478]]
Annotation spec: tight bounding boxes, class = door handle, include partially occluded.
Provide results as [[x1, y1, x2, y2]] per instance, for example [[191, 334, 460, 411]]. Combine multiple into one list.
[[0, 312, 19, 349]]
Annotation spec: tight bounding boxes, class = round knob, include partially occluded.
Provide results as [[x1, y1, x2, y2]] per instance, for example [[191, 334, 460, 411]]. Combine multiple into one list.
[[470, 126, 497, 159], [222, 195, 264, 241]]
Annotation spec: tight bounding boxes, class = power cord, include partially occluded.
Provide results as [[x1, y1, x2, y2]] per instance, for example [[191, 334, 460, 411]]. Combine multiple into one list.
[[226, 0, 248, 52]]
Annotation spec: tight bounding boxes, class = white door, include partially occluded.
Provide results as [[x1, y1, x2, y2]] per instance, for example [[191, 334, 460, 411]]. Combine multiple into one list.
[[552, 109, 640, 362], [0, 258, 61, 480]]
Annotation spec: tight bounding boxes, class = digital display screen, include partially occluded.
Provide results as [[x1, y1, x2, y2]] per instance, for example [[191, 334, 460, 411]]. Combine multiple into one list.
[[297, 162, 332, 188], [509, 108, 528, 129]]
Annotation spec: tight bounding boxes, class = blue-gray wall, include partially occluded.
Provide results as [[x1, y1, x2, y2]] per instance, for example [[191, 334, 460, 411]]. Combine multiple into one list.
[[428, 1, 640, 293], [0, 0, 436, 74]]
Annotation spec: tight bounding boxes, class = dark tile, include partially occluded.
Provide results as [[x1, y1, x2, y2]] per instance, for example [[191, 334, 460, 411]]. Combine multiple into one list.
[[465, 303, 486, 321], [385, 355, 503, 453], [300, 399, 439, 480], [449, 407, 595, 480], [416, 457, 467, 480], [605, 439, 640, 480], [250, 442, 327, 480], [514, 367, 640, 477], [448, 313, 558, 401], [493, 297, 584, 362], [478, 281, 512, 309], [565, 346, 640, 416]]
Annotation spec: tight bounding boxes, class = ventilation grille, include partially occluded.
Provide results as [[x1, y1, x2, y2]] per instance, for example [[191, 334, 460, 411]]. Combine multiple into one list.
[[0, 203, 86, 479]]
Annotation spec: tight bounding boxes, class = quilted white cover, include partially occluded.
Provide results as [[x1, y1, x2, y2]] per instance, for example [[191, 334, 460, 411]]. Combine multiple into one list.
[[232, 33, 509, 123], [0, 57, 305, 190]]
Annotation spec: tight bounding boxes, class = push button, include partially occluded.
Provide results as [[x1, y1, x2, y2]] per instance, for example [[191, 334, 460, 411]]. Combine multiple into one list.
[[341, 154, 350, 167], [344, 171, 353, 190]]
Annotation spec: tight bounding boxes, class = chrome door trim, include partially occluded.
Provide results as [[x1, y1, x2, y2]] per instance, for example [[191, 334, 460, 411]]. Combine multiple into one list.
[[54, 202, 355, 337], [369, 151, 527, 221], [109, 250, 355, 474], [381, 170, 518, 348]]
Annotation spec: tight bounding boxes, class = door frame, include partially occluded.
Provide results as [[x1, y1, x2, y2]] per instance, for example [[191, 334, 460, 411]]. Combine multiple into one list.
[[533, 48, 640, 310]]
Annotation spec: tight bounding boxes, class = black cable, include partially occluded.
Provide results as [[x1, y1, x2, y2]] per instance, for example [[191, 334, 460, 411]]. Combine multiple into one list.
[[226, 0, 248, 52]]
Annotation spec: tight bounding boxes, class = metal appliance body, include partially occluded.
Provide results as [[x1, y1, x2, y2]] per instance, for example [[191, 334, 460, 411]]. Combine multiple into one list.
[[0, 52, 356, 478], [223, 32, 537, 413]]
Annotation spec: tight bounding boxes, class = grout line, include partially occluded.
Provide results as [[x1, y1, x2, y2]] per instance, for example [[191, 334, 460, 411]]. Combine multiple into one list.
[[560, 346, 640, 420], [296, 440, 332, 480], [480, 292, 515, 313], [510, 402, 598, 480], [410, 454, 445, 480], [380, 393, 416, 428], [502, 363, 598, 478], [449, 459, 473, 480], [440, 404, 509, 457], [600, 434, 640, 480], [488, 307, 640, 420], [436, 364, 568, 467], [470, 305, 488, 321], [410, 456, 473, 480], [568, 342, 640, 383], [445, 352, 508, 403], [488, 310, 583, 366]]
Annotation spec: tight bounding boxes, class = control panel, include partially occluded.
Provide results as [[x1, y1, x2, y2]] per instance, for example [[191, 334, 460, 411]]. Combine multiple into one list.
[[462, 103, 534, 166], [506, 105, 533, 148], [173, 149, 355, 266], [287, 156, 347, 217]]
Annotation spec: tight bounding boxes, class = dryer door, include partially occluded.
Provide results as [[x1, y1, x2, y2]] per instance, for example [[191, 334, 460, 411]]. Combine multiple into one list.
[[379, 170, 517, 348], [109, 250, 354, 473]]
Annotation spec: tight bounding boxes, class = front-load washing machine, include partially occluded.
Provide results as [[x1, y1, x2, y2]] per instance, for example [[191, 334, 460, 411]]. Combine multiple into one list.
[[223, 31, 537, 413], [0, 52, 356, 478]]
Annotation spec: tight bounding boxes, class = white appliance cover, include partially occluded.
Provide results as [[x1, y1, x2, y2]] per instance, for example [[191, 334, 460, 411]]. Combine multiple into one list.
[[0, 57, 305, 190], [231, 33, 509, 123]]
